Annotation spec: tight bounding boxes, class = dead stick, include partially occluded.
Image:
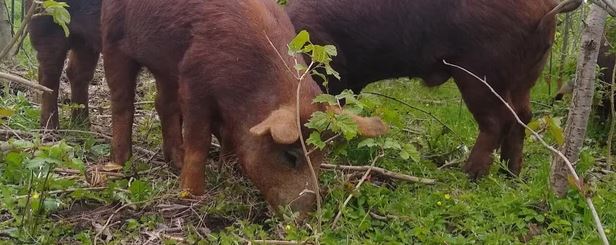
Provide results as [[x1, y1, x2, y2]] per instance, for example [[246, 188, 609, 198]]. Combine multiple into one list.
[[321, 164, 436, 184], [331, 152, 384, 228], [246, 240, 303, 245], [0, 71, 53, 93], [443, 59, 609, 245]]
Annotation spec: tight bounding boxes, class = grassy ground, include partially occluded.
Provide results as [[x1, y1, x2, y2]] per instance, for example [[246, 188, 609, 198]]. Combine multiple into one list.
[[1, 3, 615, 242], [0, 65, 615, 243]]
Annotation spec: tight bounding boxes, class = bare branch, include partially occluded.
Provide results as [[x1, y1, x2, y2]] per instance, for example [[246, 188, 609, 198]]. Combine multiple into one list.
[[591, 0, 616, 17], [331, 152, 384, 227], [0, 71, 53, 93], [321, 163, 437, 185], [443, 59, 609, 245]]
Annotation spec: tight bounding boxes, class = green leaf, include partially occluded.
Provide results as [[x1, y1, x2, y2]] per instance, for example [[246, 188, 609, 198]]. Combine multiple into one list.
[[333, 113, 359, 140], [383, 138, 401, 150], [294, 63, 307, 73], [323, 45, 337, 56], [404, 144, 421, 162], [43, 0, 71, 37], [305, 111, 331, 131], [288, 30, 310, 54], [3, 152, 25, 183], [525, 119, 543, 137], [311, 45, 331, 64], [91, 144, 111, 157], [546, 116, 565, 145], [357, 138, 377, 148], [10, 139, 35, 149], [129, 179, 152, 202], [399, 150, 410, 160], [43, 198, 62, 212], [336, 90, 361, 107], [324, 64, 341, 80], [0, 108, 14, 117], [312, 94, 337, 105], [26, 157, 62, 170], [306, 131, 326, 150]]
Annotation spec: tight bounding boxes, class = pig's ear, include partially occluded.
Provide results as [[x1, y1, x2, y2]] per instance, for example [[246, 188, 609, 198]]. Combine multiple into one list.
[[327, 105, 389, 137], [250, 106, 299, 144], [352, 115, 389, 137]]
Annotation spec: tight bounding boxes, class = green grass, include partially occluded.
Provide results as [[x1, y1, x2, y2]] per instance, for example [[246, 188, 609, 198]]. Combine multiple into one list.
[[0, 73, 614, 243], [1, 7, 615, 242]]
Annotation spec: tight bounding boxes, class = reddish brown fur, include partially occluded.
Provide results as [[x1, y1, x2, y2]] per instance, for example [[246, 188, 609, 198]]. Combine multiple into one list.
[[288, 0, 579, 178], [29, 0, 101, 129], [101, 0, 386, 213]]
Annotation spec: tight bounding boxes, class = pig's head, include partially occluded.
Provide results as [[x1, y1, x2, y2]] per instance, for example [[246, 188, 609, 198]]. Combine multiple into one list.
[[240, 102, 388, 216]]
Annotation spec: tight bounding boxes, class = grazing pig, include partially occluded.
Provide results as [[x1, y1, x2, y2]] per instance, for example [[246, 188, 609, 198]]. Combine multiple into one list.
[[29, 0, 101, 129], [101, 0, 387, 213], [287, 0, 582, 178]]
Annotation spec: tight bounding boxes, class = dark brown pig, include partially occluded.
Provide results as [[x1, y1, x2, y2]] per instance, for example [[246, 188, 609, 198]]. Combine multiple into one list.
[[29, 0, 101, 129], [287, 0, 582, 178]]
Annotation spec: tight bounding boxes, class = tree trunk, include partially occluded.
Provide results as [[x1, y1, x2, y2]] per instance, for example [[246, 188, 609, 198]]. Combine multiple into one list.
[[0, 1, 12, 50], [550, 5, 608, 197]]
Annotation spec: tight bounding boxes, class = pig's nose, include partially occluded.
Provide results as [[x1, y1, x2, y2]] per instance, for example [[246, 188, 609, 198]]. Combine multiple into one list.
[[289, 190, 317, 218]]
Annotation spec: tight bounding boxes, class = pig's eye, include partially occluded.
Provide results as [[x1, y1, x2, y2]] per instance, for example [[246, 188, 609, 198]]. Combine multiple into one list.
[[282, 149, 301, 168]]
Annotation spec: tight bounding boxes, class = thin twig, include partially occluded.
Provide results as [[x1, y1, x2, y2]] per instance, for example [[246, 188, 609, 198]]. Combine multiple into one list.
[[443, 59, 609, 245], [245, 239, 304, 245], [0, 71, 53, 93], [331, 152, 384, 227], [438, 159, 465, 170], [94, 203, 133, 245], [363, 92, 462, 141], [321, 163, 436, 184], [295, 60, 323, 238], [265, 31, 322, 242], [307, 133, 340, 155]]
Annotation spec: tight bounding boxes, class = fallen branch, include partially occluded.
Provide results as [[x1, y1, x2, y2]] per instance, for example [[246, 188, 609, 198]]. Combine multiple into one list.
[[321, 164, 436, 184], [94, 202, 135, 245], [245, 239, 304, 245], [443, 59, 610, 245], [0, 71, 53, 93], [14, 187, 115, 199], [331, 152, 384, 227]]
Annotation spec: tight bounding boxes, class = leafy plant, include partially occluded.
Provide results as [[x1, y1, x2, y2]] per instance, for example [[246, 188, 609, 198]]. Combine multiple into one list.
[[42, 0, 71, 37]]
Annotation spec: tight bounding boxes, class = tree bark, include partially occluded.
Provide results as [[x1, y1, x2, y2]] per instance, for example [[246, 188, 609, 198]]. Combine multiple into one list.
[[550, 5, 608, 197], [0, 1, 12, 50]]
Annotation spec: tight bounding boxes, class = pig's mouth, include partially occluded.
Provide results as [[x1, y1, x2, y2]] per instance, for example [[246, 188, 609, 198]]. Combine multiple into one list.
[[284, 183, 318, 215]]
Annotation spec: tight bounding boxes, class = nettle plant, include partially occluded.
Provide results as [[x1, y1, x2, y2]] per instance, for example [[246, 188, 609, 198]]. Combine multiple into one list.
[[288, 30, 420, 162]]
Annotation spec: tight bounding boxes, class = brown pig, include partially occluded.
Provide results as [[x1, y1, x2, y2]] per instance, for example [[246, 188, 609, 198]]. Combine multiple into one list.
[[101, 0, 387, 214]]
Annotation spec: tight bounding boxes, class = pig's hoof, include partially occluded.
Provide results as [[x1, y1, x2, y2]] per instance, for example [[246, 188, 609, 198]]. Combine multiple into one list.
[[462, 162, 489, 180]]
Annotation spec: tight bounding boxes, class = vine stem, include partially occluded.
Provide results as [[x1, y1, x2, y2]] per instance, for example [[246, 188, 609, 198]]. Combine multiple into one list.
[[443, 59, 609, 245]]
